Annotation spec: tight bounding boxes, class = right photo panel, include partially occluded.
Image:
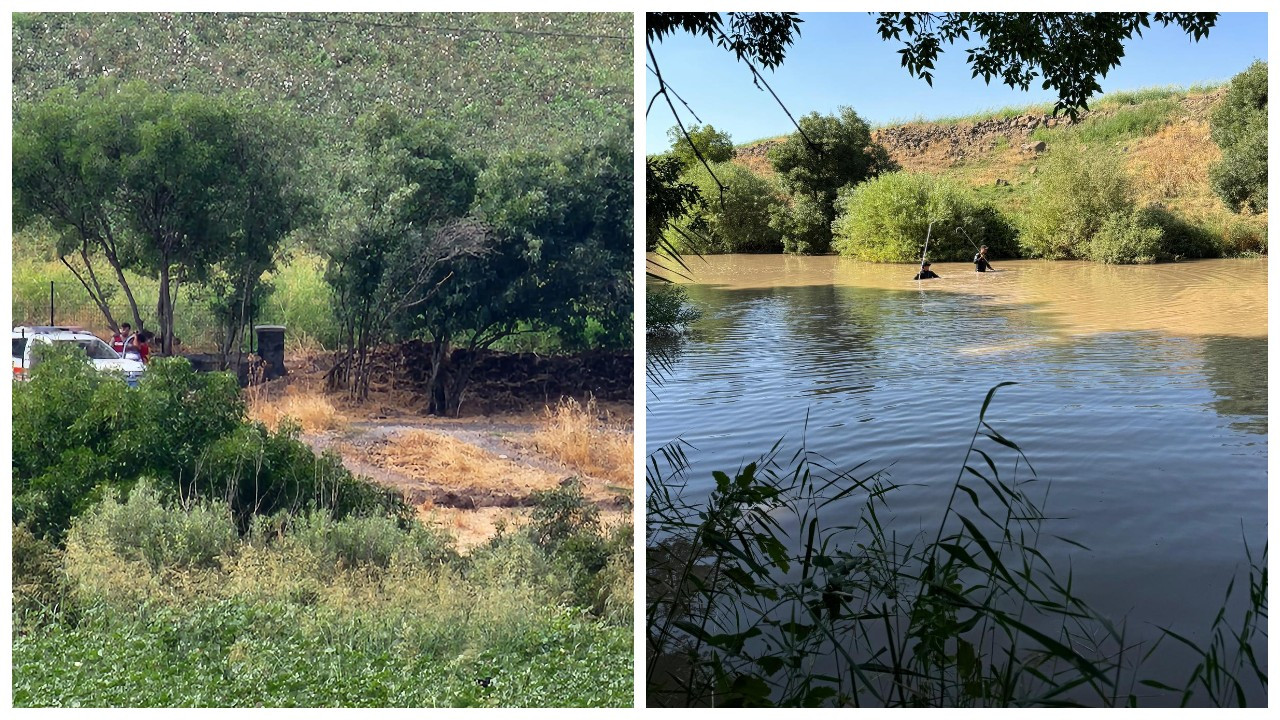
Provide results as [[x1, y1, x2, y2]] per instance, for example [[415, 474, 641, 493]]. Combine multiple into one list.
[[645, 12, 1268, 708]]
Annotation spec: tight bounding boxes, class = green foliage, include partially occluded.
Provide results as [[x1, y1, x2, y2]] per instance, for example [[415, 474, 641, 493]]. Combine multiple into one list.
[[646, 153, 706, 251], [667, 123, 736, 168], [1087, 210, 1164, 264], [768, 107, 896, 254], [11, 344, 405, 542], [664, 161, 783, 254], [647, 284, 702, 338], [282, 511, 457, 571], [12, 12, 630, 158], [771, 192, 835, 255], [832, 172, 1019, 262], [1137, 205, 1221, 260], [12, 471, 632, 707], [1219, 218, 1268, 256], [875, 12, 1217, 117], [1019, 145, 1134, 259], [1209, 61, 1267, 212], [70, 480, 238, 571]]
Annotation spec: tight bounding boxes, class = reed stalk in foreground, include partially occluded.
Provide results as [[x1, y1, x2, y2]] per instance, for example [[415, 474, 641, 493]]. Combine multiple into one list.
[[646, 384, 1267, 707]]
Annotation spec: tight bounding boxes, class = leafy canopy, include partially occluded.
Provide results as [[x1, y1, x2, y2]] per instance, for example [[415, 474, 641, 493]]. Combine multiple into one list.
[[1209, 60, 1267, 213], [832, 172, 1017, 263], [665, 161, 782, 255], [667, 124, 735, 169]]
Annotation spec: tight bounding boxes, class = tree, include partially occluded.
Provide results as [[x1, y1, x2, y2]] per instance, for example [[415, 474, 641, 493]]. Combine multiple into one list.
[[13, 81, 304, 358], [1209, 60, 1267, 213], [394, 136, 632, 415], [667, 124, 735, 169], [768, 107, 895, 254], [324, 107, 485, 400], [13, 82, 149, 334], [665, 161, 782, 254]]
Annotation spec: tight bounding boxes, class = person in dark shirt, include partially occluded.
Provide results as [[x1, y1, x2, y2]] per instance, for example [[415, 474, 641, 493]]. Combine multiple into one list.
[[974, 245, 994, 272], [913, 261, 940, 280]]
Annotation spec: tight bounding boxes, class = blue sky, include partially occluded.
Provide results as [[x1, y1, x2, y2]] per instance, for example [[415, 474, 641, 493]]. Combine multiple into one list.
[[646, 12, 1268, 151]]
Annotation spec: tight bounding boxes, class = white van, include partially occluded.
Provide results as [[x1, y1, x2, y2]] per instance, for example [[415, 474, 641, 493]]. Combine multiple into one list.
[[12, 326, 147, 387]]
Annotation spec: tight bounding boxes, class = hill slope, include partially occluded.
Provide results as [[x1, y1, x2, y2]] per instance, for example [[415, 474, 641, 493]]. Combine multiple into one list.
[[12, 12, 631, 153], [735, 86, 1263, 242]]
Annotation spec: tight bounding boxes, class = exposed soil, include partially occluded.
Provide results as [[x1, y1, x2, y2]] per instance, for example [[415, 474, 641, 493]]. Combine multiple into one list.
[[273, 343, 634, 549]]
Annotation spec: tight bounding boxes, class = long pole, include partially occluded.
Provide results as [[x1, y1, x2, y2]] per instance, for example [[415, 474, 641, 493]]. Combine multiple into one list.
[[49, 281, 54, 325], [921, 221, 934, 266]]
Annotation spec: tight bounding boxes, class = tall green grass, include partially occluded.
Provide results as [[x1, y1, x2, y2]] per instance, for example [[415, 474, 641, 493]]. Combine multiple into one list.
[[646, 384, 1267, 707], [14, 478, 633, 707]]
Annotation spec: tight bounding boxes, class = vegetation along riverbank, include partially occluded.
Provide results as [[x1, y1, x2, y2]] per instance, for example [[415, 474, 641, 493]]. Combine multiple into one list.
[[650, 63, 1266, 267]]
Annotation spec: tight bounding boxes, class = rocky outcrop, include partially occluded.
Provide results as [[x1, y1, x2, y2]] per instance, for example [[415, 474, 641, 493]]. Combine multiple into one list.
[[735, 89, 1226, 170]]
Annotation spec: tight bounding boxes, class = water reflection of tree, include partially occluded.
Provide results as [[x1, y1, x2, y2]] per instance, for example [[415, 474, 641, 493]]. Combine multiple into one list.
[[1200, 336, 1267, 435]]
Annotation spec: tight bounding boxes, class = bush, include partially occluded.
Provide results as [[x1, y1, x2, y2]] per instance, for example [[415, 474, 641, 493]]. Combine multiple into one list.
[[1209, 61, 1267, 212], [768, 106, 897, 255], [12, 344, 407, 542], [1020, 145, 1134, 259], [665, 161, 783, 253], [1087, 210, 1163, 264], [832, 172, 1019, 262], [1219, 217, 1268, 255], [283, 511, 455, 571], [69, 480, 238, 571], [1137, 205, 1220, 260], [771, 192, 834, 255], [646, 283, 701, 338]]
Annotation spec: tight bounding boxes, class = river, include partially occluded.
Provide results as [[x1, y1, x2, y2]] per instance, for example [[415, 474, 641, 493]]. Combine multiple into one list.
[[646, 255, 1267, 706]]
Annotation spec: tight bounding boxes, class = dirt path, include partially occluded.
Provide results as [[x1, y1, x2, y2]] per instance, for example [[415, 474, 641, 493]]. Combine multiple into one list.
[[299, 410, 633, 549]]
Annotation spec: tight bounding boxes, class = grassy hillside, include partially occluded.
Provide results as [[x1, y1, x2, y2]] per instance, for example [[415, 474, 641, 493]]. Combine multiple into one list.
[[12, 12, 631, 153], [734, 84, 1266, 250]]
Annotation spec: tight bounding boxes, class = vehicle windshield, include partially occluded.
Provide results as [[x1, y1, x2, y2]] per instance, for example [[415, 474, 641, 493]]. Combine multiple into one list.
[[57, 337, 122, 360], [13, 338, 27, 360]]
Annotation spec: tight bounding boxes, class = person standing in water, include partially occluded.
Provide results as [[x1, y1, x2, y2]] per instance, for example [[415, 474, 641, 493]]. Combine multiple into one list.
[[913, 261, 940, 280], [974, 245, 994, 272]]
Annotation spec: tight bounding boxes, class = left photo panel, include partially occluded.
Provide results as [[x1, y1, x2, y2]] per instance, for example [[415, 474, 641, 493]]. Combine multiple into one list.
[[11, 12, 634, 707]]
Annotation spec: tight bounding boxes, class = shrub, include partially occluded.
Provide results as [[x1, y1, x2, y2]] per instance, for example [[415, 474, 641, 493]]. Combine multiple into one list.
[[1219, 217, 1268, 255], [1137, 205, 1220, 260], [665, 161, 783, 253], [771, 192, 833, 255], [1087, 210, 1163, 264], [832, 172, 1019, 262], [1020, 145, 1134, 259], [12, 343, 408, 542], [647, 283, 701, 337], [1209, 61, 1267, 212], [69, 479, 239, 571]]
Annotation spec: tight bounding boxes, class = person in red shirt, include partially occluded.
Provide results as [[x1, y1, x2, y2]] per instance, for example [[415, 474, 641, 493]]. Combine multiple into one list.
[[135, 330, 153, 364], [111, 323, 132, 354]]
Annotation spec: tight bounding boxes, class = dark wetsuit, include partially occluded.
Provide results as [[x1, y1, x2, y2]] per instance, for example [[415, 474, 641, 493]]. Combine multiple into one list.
[[913, 269, 940, 280], [974, 253, 993, 272]]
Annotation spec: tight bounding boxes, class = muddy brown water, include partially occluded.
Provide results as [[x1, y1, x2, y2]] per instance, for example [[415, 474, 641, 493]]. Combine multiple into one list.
[[647, 256, 1266, 706]]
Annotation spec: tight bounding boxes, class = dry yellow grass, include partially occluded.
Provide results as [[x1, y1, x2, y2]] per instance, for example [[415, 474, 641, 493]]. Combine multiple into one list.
[[247, 385, 348, 433], [1127, 121, 1221, 203], [527, 396, 633, 489], [371, 430, 564, 496]]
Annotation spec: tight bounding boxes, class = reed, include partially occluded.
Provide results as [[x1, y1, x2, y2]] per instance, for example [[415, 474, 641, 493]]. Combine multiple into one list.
[[646, 384, 1266, 707]]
